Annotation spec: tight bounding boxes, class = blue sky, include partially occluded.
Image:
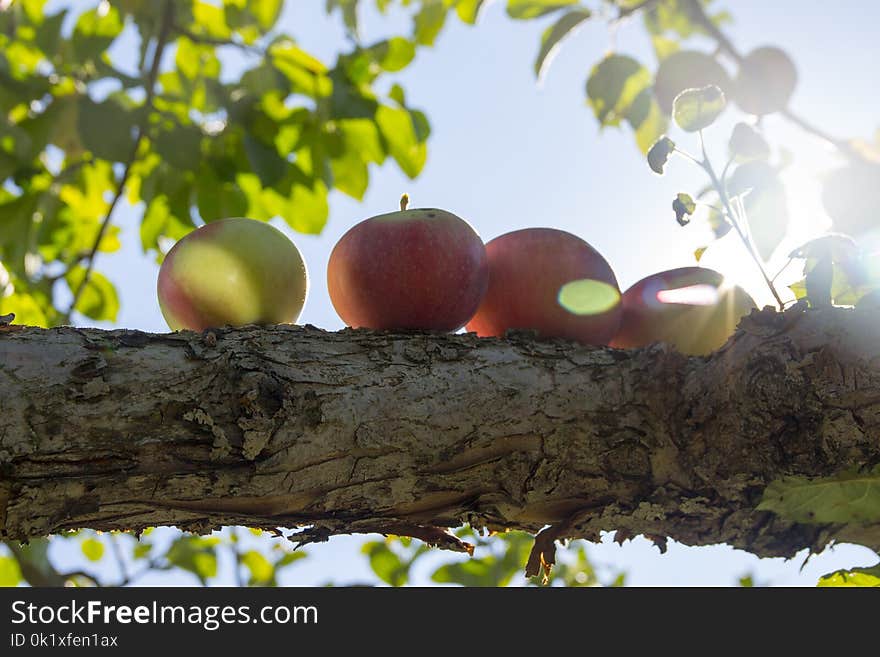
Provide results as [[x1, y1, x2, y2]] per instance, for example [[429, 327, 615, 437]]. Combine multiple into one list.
[[47, 1, 880, 585]]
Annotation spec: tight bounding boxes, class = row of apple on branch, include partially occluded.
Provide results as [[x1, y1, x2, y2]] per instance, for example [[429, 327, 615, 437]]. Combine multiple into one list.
[[157, 194, 758, 356]]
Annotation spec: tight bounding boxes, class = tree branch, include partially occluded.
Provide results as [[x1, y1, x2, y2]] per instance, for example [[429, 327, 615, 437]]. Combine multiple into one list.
[[66, 0, 175, 319], [2, 309, 879, 562], [616, 0, 661, 20], [681, 0, 859, 161]]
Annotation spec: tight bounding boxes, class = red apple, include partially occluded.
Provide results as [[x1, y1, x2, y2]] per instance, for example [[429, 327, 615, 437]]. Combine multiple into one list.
[[611, 267, 756, 355], [327, 197, 488, 330], [465, 228, 622, 345], [157, 217, 308, 331]]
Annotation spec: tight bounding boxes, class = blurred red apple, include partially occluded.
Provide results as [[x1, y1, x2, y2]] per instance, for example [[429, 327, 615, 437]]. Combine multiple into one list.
[[157, 217, 308, 331], [465, 228, 622, 345], [327, 197, 488, 330], [611, 267, 756, 355]]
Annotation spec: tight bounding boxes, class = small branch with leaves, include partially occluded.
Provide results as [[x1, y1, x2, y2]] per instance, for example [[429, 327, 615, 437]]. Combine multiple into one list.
[[65, 0, 176, 321], [648, 85, 785, 309]]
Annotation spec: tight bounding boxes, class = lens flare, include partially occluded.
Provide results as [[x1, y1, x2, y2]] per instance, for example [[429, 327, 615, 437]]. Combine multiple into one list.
[[558, 279, 621, 316], [656, 284, 720, 306]]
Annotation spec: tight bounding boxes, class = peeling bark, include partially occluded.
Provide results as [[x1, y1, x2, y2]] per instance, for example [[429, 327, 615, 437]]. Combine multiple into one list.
[[1, 307, 879, 560]]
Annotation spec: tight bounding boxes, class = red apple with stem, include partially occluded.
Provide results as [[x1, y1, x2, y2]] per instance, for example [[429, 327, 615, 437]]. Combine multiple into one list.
[[327, 195, 488, 331]]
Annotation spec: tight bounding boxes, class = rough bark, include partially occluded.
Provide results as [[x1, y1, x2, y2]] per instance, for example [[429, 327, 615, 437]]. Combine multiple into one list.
[[1, 307, 879, 565]]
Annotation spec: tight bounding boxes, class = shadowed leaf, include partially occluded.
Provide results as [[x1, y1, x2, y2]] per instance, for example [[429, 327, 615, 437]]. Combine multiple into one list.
[[758, 465, 880, 524]]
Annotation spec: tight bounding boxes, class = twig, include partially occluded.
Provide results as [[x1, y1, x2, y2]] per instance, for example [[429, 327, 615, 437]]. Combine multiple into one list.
[[781, 108, 858, 159], [682, 0, 859, 162], [682, 0, 742, 63], [616, 0, 661, 20], [699, 130, 785, 309], [110, 533, 132, 585], [66, 0, 175, 319], [233, 527, 245, 587]]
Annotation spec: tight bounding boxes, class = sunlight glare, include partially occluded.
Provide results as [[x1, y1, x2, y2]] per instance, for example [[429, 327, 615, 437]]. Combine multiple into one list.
[[656, 284, 719, 306]]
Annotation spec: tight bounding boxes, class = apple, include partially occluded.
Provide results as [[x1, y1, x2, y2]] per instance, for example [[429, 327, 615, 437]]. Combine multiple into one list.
[[733, 47, 797, 116], [654, 50, 731, 114], [465, 228, 622, 345], [611, 267, 756, 355], [327, 196, 488, 330], [157, 217, 308, 331]]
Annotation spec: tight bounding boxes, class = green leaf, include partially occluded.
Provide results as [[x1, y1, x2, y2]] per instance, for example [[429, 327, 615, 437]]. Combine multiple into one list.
[[34, 9, 67, 58], [276, 551, 307, 569], [647, 136, 675, 174], [757, 465, 880, 524], [643, 0, 700, 39], [362, 541, 408, 587], [0, 555, 22, 586], [673, 192, 695, 226], [558, 279, 620, 316], [789, 234, 858, 262], [248, 0, 283, 30], [456, 0, 486, 24], [77, 97, 135, 162], [0, 291, 49, 327], [788, 278, 807, 300], [270, 41, 331, 98], [175, 37, 221, 81], [414, 0, 448, 46], [330, 148, 369, 200], [389, 83, 406, 106], [133, 542, 152, 560], [326, 0, 360, 37], [817, 564, 880, 587], [72, 4, 123, 62], [283, 181, 329, 234], [65, 266, 120, 322], [653, 50, 731, 114], [370, 37, 416, 72], [166, 535, 220, 584], [672, 84, 726, 132], [244, 135, 288, 187], [628, 91, 668, 155], [534, 9, 591, 81], [81, 537, 105, 562], [140, 194, 195, 253], [328, 68, 378, 119], [153, 123, 204, 172], [729, 122, 770, 161], [241, 550, 274, 585], [586, 54, 651, 127], [506, 0, 577, 20], [327, 119, 384, 200], [196, 175, 249, 223], [432, 558, 495, 587], [190, 1, 232, 39], [376, 105, 427, 179]]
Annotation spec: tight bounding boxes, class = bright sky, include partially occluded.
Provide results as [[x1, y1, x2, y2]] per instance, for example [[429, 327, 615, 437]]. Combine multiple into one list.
[[47, 1, 880, 585]]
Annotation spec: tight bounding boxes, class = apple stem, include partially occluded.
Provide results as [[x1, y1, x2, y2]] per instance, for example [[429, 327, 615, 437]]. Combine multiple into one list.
[[400, 194, 410, 211]]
